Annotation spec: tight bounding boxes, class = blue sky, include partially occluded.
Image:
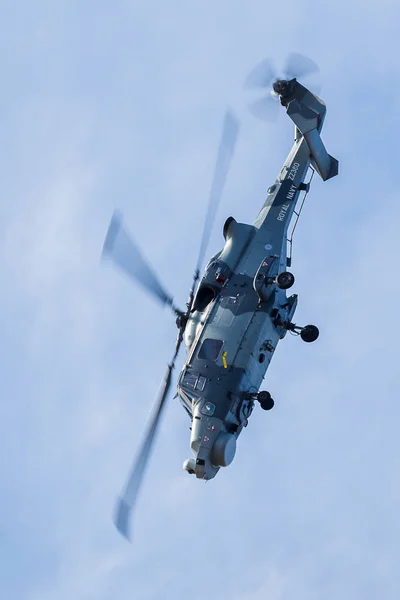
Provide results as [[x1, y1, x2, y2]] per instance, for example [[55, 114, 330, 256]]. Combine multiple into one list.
[[2, 1, 400, 599]]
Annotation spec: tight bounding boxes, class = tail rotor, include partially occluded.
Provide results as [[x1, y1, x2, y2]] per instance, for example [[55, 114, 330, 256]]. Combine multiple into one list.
[[244, 53, 321, 121]]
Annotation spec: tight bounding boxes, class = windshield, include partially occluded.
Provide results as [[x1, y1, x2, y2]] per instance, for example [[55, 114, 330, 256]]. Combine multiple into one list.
[[182, 370, 207, 392]]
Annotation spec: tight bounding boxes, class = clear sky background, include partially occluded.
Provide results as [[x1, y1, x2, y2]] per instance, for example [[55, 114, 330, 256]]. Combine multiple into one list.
[[2, 1, 400, 599]]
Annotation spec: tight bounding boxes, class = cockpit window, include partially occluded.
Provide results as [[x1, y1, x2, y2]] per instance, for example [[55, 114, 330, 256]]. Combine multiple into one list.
[[198, 338, 223, 361], [182, 371, 208, 391], [196, 375, 207, 391], [182, 372, 198, 388]]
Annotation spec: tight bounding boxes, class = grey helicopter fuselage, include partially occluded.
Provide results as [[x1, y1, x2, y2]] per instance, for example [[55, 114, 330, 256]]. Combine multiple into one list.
[[177, 79, 338, 480]]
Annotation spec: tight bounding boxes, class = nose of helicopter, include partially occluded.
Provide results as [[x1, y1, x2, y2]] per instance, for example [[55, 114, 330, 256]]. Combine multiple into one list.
[[187, 400, 237, 479], [211, 431, 236, 466]]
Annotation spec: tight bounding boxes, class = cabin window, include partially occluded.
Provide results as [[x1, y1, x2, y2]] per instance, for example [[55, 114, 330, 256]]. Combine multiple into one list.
[[198, 338, 223, 361]]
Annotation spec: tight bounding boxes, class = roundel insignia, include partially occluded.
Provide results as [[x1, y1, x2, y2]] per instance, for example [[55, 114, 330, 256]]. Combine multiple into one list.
[[265, 244, 272, 250]]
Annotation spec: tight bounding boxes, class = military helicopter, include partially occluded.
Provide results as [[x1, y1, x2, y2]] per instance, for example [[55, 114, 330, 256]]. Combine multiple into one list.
[[102, 53, 338, 540]]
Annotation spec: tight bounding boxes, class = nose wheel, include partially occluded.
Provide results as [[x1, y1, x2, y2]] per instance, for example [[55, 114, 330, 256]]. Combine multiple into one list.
[[257, 391, 275, 411]]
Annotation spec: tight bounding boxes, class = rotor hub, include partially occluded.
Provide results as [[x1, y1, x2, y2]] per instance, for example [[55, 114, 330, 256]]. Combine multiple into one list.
[[272, 79, 288, 94], [272, 78, 297, 105]]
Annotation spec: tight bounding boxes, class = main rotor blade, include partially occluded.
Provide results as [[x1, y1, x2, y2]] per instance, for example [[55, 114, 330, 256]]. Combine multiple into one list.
[[102, 211, 174, 308], [114, 334, 183, 541], [248, 95, 280, 121], [284, 53, 319, 80], [195, 111, 239, 275], [244, 58, 277, 90]]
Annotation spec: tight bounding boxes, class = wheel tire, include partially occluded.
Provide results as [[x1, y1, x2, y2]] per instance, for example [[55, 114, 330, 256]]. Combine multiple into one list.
[[258, 391, 274, 411], [276, 271, 295, 290], [260, 397, 275, 411], [258, 391, 271, 402], [300, 324, 319, 343]]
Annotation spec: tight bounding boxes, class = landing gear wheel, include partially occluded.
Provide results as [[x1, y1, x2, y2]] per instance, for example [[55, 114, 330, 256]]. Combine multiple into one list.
[[257, 391, 275, 411], [300, 325, 319, 343], [276, 271, 295, 290], [261, 398, 275, 410]]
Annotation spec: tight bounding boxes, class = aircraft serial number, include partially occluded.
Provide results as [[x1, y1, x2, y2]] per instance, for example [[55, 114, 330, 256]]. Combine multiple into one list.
[[287, 162, 300, 181]]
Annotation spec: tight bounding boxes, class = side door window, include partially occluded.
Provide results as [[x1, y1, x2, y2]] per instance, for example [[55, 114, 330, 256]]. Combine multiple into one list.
[[198, 338, 223, 361]]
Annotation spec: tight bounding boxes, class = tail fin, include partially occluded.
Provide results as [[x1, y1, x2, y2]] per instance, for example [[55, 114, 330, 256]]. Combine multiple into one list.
[[304, 129, 339, 181], [286, 83, 338, 181]]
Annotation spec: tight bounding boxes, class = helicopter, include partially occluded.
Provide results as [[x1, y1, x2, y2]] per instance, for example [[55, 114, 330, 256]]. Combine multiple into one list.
[[102, 53, 338, 540]]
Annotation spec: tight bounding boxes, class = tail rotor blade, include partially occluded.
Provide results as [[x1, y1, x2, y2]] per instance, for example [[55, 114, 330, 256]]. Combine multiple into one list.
[[195, 110, 239, 276], [284, 52, 319, 80], [244, 58, 277, 90], [102, 211, 174, 308], [245, 53, 321, 122], [248, 95, 280, 122]]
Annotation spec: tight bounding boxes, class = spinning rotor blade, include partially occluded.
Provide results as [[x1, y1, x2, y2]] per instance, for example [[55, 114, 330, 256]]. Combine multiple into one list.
[[102, 211, 174, 308], [112, 111, 239, 541], [283, 52, 319, 80], [114, 332, 183, 540], [244, 58, 277, 90], [245, 53, 321, 121], [248, 95, 280, 122], [195, 110, 239, 276]]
